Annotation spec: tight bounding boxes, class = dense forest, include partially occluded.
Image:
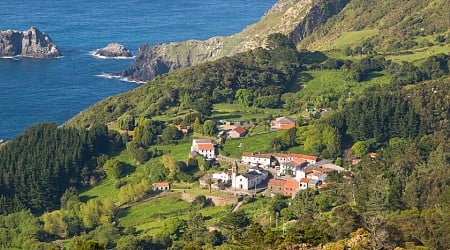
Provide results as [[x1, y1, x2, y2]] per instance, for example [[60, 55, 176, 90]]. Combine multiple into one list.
[[0, 123, 122, 214]]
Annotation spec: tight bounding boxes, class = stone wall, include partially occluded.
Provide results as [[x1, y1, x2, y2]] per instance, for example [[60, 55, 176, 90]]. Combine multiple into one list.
[[181, 192, 238, 206]]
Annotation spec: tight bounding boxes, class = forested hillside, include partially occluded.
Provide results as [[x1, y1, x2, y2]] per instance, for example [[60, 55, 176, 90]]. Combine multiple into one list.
[[68, 34, 301, 128], [0, 123, 121, 214]]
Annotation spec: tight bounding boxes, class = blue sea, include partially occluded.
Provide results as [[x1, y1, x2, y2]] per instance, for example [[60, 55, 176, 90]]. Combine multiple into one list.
[[0, 0, 276, 140]]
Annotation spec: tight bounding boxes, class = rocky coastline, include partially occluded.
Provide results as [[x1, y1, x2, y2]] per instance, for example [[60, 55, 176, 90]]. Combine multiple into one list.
[[0, 27, 61, 58]]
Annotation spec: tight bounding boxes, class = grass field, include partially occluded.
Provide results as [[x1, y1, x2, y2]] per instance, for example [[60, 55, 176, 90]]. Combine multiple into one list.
[[386, 44, 450, 64], [153, 142, 192, 161], [211, 103, 286, 121], [220, 131, 279, 158], [118, 194, 229, 236], [299, 69, 391, 97], [333, 29, 379, 49], [315, 29, 379, 51], [118, 195, 189, 227], [80, 179, 118, 202]]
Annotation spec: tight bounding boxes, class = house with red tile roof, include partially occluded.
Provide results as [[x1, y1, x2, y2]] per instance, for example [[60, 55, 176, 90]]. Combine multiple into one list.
[[286, 153, 318, 164], [283, 179, 300, 197], [271, 116, 296, 130], [191, 139, 216, 159], [299, 178, 309, 190], [152, 182, 170, 191], [226, 126, 247, 138], [268, 179, 286, 195]]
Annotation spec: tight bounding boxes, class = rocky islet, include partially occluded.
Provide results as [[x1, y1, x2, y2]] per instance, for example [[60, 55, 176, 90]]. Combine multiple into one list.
[[94, 43, 132, 58], [0, 27, 61, 58]]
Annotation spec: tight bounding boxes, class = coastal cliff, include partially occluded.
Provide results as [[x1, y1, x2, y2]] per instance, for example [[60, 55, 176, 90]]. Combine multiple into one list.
[[122, 0, 349, 81], [0, 27, 61, 58]]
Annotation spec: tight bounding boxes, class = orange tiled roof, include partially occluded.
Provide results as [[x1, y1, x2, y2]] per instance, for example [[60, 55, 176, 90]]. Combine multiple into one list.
[[233, 126, 247, 135], [292, 158, 306, 165], [268, 179, 286, 187], [284, 180, 299, 189], [289, 153, 318, 161], [300, 178, 310, 183], [153, 182, 170, 187], [198, 143, 214, 150]]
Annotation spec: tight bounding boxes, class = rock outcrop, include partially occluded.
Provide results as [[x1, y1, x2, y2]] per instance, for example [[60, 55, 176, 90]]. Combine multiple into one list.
[[0, 27, 61, 58], [122, 0, 349, 82], [94, 43, 132, 58]]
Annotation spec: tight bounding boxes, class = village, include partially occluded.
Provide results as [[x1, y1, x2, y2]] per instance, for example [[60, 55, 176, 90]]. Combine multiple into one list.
[[153, 116, 345, 199]]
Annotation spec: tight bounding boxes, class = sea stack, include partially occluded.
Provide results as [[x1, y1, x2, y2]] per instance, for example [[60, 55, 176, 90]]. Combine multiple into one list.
[[0, 27, 61, 58], [94, 43, 132, 58]]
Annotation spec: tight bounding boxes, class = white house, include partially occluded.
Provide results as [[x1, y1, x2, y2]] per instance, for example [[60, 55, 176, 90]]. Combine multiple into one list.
[[152, 182, 170, 191], [191, 139, 216, 159], [299, 178, 309, 190], [271, 116, 296, 130], [299, 178, 321, 189], [307, 171, 328, 181], [243, 152, 318, 167], [296, 165, 327, 182], [241, 152, 272, 166], [226, 126, 247, 138], [232, 165, 268, 190], [212, 171, 232, 183], [279, 158, 307, 176], [295, 168, 307, 181]]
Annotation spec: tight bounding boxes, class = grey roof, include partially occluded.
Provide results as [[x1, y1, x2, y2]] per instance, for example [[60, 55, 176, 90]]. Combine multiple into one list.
[[308, 179, 319, 185], [242, 172, 261, 180]]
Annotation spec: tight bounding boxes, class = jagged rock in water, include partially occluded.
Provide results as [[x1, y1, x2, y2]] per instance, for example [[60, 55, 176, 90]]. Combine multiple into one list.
[[94, 43, 132, 58], [121, 0, 349, 82], [0, 27, 61, 58]]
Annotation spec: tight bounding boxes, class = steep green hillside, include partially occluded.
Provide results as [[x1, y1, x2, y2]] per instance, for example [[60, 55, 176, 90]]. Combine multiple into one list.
[[299, 0, 450, 52], [68, 34, 302, 128]]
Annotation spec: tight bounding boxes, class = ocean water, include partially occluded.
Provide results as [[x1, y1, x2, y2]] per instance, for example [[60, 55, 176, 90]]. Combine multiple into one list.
[[0, 0, 276, 140]]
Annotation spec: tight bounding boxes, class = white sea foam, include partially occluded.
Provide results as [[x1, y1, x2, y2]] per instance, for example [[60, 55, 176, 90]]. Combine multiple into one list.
[[95, 73, 145, 84], [0, 55, 20, 59], [89, 51, 134, 59], [1, 55, 63, 59]]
